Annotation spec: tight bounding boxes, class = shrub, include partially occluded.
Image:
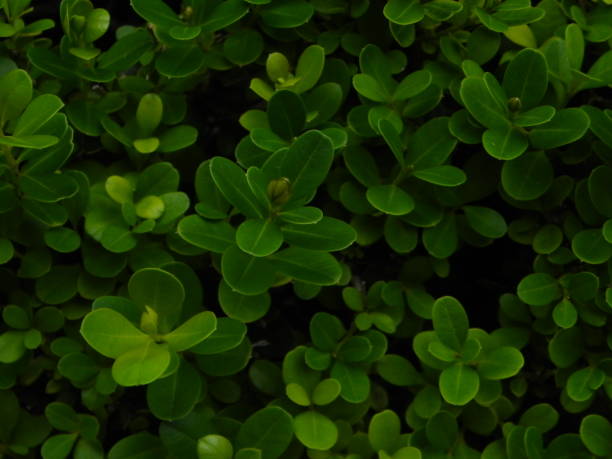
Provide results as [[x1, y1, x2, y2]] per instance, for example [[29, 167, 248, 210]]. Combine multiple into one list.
[[0, 0, 611, 457]]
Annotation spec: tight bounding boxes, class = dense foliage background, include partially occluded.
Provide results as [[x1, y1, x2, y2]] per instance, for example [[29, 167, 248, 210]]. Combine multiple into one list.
[[0, 0, 612, 457]]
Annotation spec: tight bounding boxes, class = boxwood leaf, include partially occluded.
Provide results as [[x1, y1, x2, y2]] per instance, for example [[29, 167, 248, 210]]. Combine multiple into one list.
[[352, 74, 389, 102], [267, 90, 306, 140], [0, 134, 58, 149], [177, 215, 235, 253], [312, 378, 341, 406], [369, 409, 401, 453], [130, 0, 183, 27], [383, 0, 425, 25], [222, 245, 276, 295], [158, 125, 198, 153], [439, 363, 480, 406], [477, 347, 524, 380], [128, 268, 184, 328], [19, 173, 78, 203], [366, 185, 414, 215], [155, 45, 204, 78], [111, 342, 171, 386], [41, 433, 78, 459], [516, 273, 560, 306], [588, 165, 612, 217], [293, 411, 338, 451], [281, 216, 356, 251], [163, 311, 217, 352], [528, 108, 590, 149], [80, 308, 152, 359], [413, 165, 467, 187], [432, 296, 468, 352], [482, 125, 528, 160], [330, 361, 370, 403], [211, 157, 266, 219], [218, 280, 270, 323], [280, 130, 334, 206], [278, 207, 323, 225], [236, 407, 294, 459], [502, 48, 548, 110], [293, 45, 325, 94], [236, 219, 283, 257], [200, 0, 249, 32], [260, 0, 313, 28], [14, 94, 64, 137], [579, 415, 612, 457], [501, 151, 553, 201], [513, 105, 556, 127], [459, 76, 509, 129], [190, 317, 246, 355], [108, 432, 166, 459], [198, 435, 233, 459], [268, 247, 342, 286], [98, 29, 153, 72], [146, 360, 201, 421], [462, 206, 507, 238], [571, 229, 612, 264], [0, 69, 32, 125]]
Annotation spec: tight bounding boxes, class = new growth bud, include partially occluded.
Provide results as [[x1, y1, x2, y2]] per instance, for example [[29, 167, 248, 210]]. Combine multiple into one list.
[[267, 177, 291, 206], [507, 97, 522, 112]]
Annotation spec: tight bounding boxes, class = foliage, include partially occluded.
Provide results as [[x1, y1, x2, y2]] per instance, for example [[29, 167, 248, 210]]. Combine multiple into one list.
[[0, 0, 611, 457]]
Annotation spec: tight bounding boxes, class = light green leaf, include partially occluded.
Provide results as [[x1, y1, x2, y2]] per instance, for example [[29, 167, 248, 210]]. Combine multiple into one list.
[[366, 185, 414, 215], [111, 341, 171, 386], [163, 311, 217, 352], [439, 363, 480, 406], [293, 411, 338, 451]]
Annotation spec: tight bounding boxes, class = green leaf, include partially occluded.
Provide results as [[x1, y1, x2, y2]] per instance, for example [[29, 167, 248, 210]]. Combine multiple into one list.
[[281, 217, 356, 251], [224, 29, 264, 66], [80, 308, 152, 359], [405, 117, 457, 169], [383, 0, 425, 25], [502, 48, 548, 110], [366, 185, 414, 215], [352, 74, 389, 102], [519, 403, 559, 434], [439, 363, 480, 406], [268, 247, 342, 285], [222, 245, 276, 295], [218, 280, 271, 323], [516, 273, 560, 306], [19, 173, 77, 203], [211, 157, 266, 219], [130, 0, 183, 27], [280, 130, 334, 206], [513, 105, 556, 127], [111, 341, 171, 386], [463, 206, 507, 238], [200, 0, 249, 32], [528, 108, 590, 149], [128, 268, 185, 329], [432, 296, 468, 352], [190, 317, 246, 355], [108, 432, 166, 459], [98, 29, 154, 72], [293, 411, 338, 451], [163, 311, 217, 352], [267, 90, 306, 140], [45, 402, 79, 431], [336, 336, 372, 362], [413, 165, 467, 187], [42, 433, 78, 459], [459, 76, 509, 129], [579, 415, 612, 457], [286, 382, 310, 406], [177, 215, 235, 253], [135, 195, 164, 219], [133, 137, 159, 153], [14, 94, 64, 136], [155, 45, 204, 78], [330, 361, 370, 403], [198, 435, 233, 459], [158, 125, 198, 153], [293, 45, 325, 94], [278, 207, 323, 225], [84, 8, 110, 42], [482, 125, 528, 160], [236, 406, 294, 459], [312, 378, 341, 406], [309, 312, 345, 352], [136, 93, 163, 135], [378, 119, 405, 166], [588, 165, 612, 217], [571, 229, 612, 264], [552, 299, 577, 329], [376, 354, 423, 386], [392, 69, 432, 101], [477, 347, 524, 380], [501, 151, 553, 201], [423, 213, 458, 259], [369, 409, 401, 453], [0, 69, 32, 125], [147, 360, 201, 421], [236, 219, 283, 257], [0, 134, 58, 149], [260, 0, 314, 28]]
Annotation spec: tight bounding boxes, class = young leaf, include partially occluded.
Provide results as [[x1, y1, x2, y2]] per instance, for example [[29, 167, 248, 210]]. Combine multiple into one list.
[[163, 311, 217, 352], [111, 341, 171, 386]]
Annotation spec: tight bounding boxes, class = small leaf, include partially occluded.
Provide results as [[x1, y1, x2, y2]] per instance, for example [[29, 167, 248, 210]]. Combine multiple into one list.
[[432, 296, 468, 352], [580, 415, 612, 457], [413, 165, 467, 187], [516, 273, 560, 306], [236, 406, 294, 458], [111, 341, 171, 386], [528, 108, 590, 149], [163, 311, 217, 352], [477, 347, 524, 380], [293, 411, 338, 451], [236, 219, 283, 257], [80, 308, 151, 359], [366, 185, 414, 215], [439, 363, 480, 406]]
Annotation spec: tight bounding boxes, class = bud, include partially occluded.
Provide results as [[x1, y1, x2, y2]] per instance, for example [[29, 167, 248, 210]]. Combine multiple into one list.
[[140, 306, 158, 335], [507, 97, 522, 112], [266, 177, 291, 206], [182, 6, 193, 19]]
